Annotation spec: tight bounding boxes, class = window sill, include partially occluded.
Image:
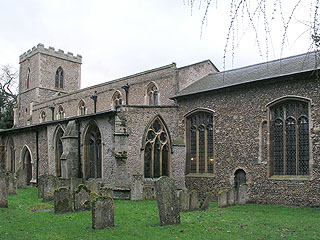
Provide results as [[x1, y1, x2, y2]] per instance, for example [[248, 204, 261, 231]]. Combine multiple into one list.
[[186, 173, 215, 178], [269, 175, 310, 181]]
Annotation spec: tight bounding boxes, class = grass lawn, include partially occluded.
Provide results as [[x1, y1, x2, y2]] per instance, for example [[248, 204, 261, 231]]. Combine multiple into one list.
[[1, 187, 320, 240]]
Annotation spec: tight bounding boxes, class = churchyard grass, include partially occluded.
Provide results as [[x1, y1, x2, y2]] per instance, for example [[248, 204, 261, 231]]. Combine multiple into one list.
[[1, 187, 320, 239]]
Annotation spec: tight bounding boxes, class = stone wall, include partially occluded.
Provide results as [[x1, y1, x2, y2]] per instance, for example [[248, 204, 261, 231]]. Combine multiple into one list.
[[178, 73, 320, 206]]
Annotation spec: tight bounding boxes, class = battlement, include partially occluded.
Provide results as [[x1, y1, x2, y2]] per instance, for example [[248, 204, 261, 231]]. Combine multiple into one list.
[[19, 43, 82, 64]]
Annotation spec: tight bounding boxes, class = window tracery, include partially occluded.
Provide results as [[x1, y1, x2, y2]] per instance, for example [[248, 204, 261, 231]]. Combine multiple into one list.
[[112, 91, 123, 107], [57, 105, 64, 120], [78, 100, 86, 116], [55, 67, 63, 89], [147, 83, 158, 106]]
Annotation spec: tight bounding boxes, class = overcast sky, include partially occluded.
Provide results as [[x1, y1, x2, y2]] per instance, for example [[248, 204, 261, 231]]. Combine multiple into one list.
[[0, 0, 313, 89]]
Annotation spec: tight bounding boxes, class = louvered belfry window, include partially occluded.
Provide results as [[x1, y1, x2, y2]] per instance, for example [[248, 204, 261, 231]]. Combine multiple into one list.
[[270, 100, 309, 175], [186, 111, 214, 174]]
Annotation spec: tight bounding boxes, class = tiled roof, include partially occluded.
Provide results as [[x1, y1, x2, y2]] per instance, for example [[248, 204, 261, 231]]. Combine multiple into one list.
[[174, 51, 320, 98]]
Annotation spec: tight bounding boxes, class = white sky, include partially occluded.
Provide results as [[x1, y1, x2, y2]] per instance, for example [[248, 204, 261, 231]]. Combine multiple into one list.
[[0, 0, 313, 89]]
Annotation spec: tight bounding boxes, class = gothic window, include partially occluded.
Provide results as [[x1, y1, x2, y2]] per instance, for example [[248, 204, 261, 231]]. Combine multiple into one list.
[[55, 67, 64, 89], [78, 100, 86, 116], [54, 127, 64, 177], [144, 116, 170, 178], [270, 100, 310, 176], [186, 110, 214, 174], [26, 68, 30, 89], [84, 123, 102, 179], [147, 83, 159, 106], [6, 137, 15, 173], [57, 105, 64, 120], [40, 110, 46, 123], [112, 91, 123, 107]]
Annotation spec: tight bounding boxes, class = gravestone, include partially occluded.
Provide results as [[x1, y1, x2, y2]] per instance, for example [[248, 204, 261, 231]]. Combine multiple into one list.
[[131, 174, 143, 201], [86, 179, 102, 194], [99, 186, 113, 198], [218, 189, 228, 207], [43, 175, 58, 202], [16, 168, 27, 189], [227, 188, 235, 206], [74, 184, 91, 211], [92, 196, 114, 229], [38, 174, 47, 198], [54, 187, 73, 214], [200, 192, 213, 211], [154, 176, 180, 226], [8, 172, 17, 194], [238, 184, 248, 205], [0, 170, 9, 208], [189, 190, 199, 211], [179, 188, 190, 212], [143, 185, 155, 200]]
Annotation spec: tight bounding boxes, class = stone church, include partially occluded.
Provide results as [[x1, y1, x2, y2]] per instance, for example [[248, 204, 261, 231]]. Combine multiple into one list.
[[1, 43, 319, 207]]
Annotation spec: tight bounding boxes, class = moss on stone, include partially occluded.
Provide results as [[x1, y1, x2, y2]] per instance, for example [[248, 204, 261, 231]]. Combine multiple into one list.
[[173, 137, 185, 146]]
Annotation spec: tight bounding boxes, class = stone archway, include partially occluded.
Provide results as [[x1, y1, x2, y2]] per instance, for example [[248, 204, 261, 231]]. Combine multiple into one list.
[[22, 147, 32, 185], [234, 169, 246, 202]]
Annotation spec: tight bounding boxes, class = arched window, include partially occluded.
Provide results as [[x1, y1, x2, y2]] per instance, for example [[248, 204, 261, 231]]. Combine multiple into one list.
[[40, 110, 46, 123], [147, 83, 159, 106], [26, 68, 30, 89], [112, 91, 123, 107], [84, 123, 102, 179], [186, 110, 214, 174], [55, 67, 64, 89], [144, 116, 170, 178], [21, 146, 33, 185], [54, 127, 64, 177], [57, 105, 64, 120], [6, 137, 15, 173], [78, 100, 86, 116], [269, 99, 310, 175]]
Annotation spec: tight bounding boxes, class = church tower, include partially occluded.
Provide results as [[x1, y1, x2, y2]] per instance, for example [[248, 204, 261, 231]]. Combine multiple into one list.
[[16, 43, 82, 126]]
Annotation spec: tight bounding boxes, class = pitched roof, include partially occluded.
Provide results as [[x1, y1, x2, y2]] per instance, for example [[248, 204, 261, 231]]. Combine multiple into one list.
[[174, 51, 320, 98]]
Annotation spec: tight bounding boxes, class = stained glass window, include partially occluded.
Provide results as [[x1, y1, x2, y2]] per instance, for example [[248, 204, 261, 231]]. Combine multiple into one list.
[[144, 117, 170, 178], [270, 100, 309, 175], [186, 111, 214, 174]]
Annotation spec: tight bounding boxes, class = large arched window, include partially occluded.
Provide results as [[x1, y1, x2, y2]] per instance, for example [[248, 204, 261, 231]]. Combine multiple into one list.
[[55, 67, 64, 89], [269, 99, 310, 175], [6, 137, 15, 173], [84, 123, 102, 179], [185, 110, 214, 174], [146, 83, 159, 106], [78, 100, 86, 116], [143, 116, 170, 179], [112, 91, 123, 107], [21, 146, 33, 185], [54, 126, 64, 177]]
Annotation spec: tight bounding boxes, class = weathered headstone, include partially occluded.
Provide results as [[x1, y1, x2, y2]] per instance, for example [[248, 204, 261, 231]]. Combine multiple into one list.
[[0, 170, 9, 208], [38, 174, 47, 198], [131, 174, 143, 201], [143, 185, 155, 200], [218, 189, 228, 207], [92, 196, 114, 229], [99, 186, 113, 198], [238, 184, 248, 205], [74, 184, 91, 211], [179, 188, 190, 212], [54, 187, 73, 214], [200, 192, 213, 211], [189, 190, 199, 211], [43, 175, 58, 202], [16, 168, 27, 189], [8, 172, 17, 194], [86, 179, 102, 194], [154, 176, 180, 226], [227, 188, 235, 206]]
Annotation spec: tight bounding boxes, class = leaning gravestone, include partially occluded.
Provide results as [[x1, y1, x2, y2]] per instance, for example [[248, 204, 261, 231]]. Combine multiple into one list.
[[238, 184, 248, 205], [43, 175, 58, 202], [227, 188, 235, 206], [0, 170, 9, 208], [8, 172, 17, 194], [92, 196, 114, 229], [154, 176, 180, 226], [74, 184, 91, 211], [179, 188, 190, 212], [218, 189, 229, 207], [54, 187, 73, 214], [131, 174, 143, 201], [200, 192, 213, 211], [189, 190, 199, 211], [16, 168, 27, 189]]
